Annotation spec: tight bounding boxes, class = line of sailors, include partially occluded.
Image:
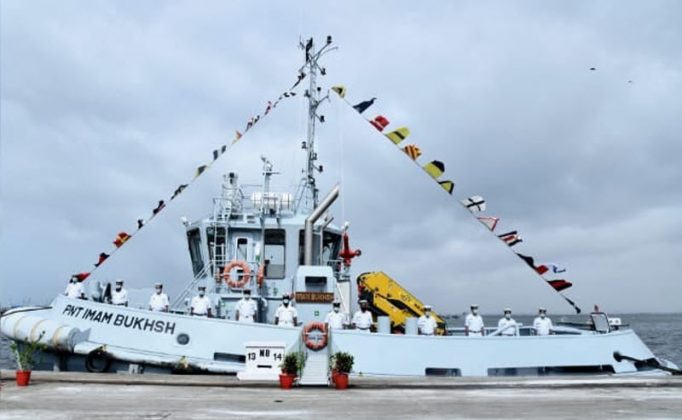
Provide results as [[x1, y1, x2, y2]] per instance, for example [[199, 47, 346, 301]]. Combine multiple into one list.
[[464, 304, 554, 336], [64, 276, 129, 305], [68, 278, 554, 336]]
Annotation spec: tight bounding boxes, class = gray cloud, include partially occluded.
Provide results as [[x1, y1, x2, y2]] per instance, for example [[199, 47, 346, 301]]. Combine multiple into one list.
[[2, 1, 681, 314]]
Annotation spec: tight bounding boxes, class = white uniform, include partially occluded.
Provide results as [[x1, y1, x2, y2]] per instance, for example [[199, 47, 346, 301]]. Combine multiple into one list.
[[275, 305, 298, 327], [111, 288, 128, 305], [149, 292, 170, 312], [465, 314, 485, 336], [418, 314, 438, 335], [497, 317, 517, 336], [191, 295, 212, 316], [533, 316, 553, 336], [235, 298, 258, 322], [65, 282, 84, 299], [352, 310, 373, 332], [324, 310, 348, 330]]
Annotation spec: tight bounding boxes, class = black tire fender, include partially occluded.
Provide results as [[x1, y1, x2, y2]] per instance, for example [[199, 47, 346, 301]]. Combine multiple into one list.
[[85, 348, 112, 373]]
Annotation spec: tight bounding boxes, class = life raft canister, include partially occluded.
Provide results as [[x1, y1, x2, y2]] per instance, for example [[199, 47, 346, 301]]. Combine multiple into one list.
[[302, 321, 328, 351], [222, 260, 251, 288]]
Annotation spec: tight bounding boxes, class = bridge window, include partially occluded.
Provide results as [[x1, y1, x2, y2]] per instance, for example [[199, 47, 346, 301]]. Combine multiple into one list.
[[236, 237, 249, 261], [264, 229, 285, 279], [187, 229, 204, 276], [322, 231, 341, 265]]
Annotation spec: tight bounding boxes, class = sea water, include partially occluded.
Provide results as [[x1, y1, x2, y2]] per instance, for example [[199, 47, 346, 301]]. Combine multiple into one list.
[[1, 313, 680, 370]]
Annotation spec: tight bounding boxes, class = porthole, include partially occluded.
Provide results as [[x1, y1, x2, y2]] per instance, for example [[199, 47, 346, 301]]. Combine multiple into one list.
[[177, 333, 190, 345]]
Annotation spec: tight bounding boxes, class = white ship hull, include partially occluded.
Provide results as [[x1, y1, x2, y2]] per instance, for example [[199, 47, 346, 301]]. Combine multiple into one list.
[[2, 296, 673, 378]]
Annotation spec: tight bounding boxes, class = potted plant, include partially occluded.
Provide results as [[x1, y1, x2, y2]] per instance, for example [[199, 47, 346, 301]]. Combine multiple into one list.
[[10, 331, 46, 387], [279, 351, 304, 389], [332, 351, 354, 390]]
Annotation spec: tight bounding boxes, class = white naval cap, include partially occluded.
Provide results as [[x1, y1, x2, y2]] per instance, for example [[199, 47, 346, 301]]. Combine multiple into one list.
[[198, 285, 206, 290], [539, 307, 547, 312], [424, 305, 432, 310], [470, 304, 479, 309], [154, 282, 163, 288], [504, 307, 512, 313], [115, 279, 124, 284]]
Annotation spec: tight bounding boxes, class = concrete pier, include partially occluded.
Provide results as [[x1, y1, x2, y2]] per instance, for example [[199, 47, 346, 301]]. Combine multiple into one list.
[[1, 370, 681, 419]]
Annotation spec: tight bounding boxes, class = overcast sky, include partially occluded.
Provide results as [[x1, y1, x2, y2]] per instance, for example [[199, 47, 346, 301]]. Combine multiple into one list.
[[2, 1, 681, 313]]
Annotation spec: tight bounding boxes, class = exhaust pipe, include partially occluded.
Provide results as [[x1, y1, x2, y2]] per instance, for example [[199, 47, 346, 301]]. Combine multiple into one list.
[[304, 184, 340, 265]]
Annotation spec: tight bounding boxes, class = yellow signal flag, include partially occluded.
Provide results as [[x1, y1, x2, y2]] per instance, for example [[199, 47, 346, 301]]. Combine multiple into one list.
[[438, 180, 455, 194], [331, 85, 346, 98], [423, 160, 445, 179], [403, 144, 422, 160], [385, 127, 410, 144]]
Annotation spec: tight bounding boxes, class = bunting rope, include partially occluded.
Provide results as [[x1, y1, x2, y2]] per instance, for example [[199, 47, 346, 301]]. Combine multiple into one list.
[[331, 85, 582, 314], [69, 73, 307, 282]]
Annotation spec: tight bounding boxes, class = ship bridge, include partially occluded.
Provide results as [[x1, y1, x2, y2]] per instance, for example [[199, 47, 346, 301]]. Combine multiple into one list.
[[174, 163, 348, 324]]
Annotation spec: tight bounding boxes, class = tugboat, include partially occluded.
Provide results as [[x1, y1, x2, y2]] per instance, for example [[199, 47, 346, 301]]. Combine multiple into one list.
[[2, 38, 678, 380]]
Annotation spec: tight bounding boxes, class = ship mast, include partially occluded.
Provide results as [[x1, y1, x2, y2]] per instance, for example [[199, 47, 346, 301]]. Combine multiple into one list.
[[296, 35, 336, 213]]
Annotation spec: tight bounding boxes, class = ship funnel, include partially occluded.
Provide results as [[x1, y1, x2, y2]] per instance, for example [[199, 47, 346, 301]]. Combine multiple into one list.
[[304, 184, 340, 265]]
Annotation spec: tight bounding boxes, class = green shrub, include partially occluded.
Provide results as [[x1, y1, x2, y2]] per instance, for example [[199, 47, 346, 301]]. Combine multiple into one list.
[[10, 331, 47, 371], [333, 351, 354, 373], [280, 351, 305, 375]]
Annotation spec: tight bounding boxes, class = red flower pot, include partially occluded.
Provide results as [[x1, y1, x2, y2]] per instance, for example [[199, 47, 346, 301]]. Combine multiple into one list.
[[16, 370, 31, 387], [334, 372, 349, 390], [279, 373, 296, 389], [331, 369, 339, 385]]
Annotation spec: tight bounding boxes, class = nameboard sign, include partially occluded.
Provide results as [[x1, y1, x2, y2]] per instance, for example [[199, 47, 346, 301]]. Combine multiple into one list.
[[295, 292, 334, 303], [237, 341, 285, 381]]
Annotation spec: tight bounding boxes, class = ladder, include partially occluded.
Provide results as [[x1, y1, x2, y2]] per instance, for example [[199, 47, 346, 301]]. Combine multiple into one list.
[[298, 346, 330, 386]]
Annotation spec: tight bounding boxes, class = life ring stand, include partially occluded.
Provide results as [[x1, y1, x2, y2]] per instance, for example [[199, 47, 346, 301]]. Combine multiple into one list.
[[302, 321, 328, 351], [222, 260, 251, 288], [85, 347, 113, 373]]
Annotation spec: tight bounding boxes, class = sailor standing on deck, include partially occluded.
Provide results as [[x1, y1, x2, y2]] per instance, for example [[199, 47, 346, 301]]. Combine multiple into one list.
[[149, 283, 170, 312], [111, 279, 128, 306], [190, 286, 213, 317], [465, 304, 485, 336], [418, 305, 438, 336], [274, 294, 298, 327], [64, 276, 84, 299], [324, 300, 348, 330], [497, 308, 517, 336], [352, 299, 373, 332], [234, 289, 257, 322], [533, 307, 554, 335]]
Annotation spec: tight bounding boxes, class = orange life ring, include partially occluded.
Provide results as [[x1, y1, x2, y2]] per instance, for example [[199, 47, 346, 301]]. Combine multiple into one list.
[[222, 260, 251, 288], [256, 264, 265, 287], [302, 321, 328, 351]]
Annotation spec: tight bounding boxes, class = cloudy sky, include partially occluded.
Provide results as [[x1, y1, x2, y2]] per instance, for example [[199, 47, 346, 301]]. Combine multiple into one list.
[[2, 1, 681, 313]]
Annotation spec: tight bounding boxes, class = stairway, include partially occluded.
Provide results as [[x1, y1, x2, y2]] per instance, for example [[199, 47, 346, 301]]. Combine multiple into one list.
[[298, 346, 330, 386]]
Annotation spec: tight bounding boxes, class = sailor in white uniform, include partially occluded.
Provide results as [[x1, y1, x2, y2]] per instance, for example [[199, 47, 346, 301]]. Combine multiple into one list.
[[274, 295, 298, 327], [148, 283, 170, 312], [64, 276, 84, 299], [190, 286, 212, 317], [234, 289, 257, 322], [465, 304, 485, 336], [418, 305, 438, 336], [352, 299, 373, 332], [324, 300, 348, 330], [533, 307, 554, 336], [111, 279, 128, 306], [497, 308, 517, 336]]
